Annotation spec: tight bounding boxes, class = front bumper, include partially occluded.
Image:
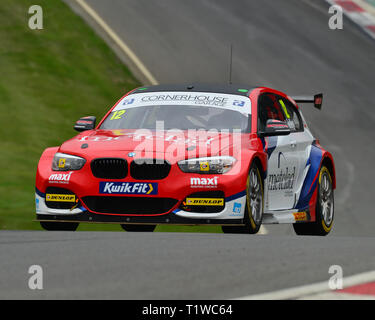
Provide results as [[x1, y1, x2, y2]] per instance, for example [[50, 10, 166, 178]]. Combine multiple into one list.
[[35, 188, 247, 225], [35, 149, 250, 225]]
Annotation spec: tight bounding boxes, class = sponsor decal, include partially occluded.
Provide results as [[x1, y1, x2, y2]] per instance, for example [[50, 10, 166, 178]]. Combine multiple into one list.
[[199, 161, 210, 172], [114, 91, 252, 113], [268, 167, 296, 191], [233, 100, 245, 107], [232, 202, 242, 214], [35, 198, 39, 210], [99, 182, 158, 195], [122, 98, 134, 105], [140, 94, 228, 107], [190, 177, 218, 188], [46, 194, 76, 202], [185, 198, 224, 206], [110, 110, 126, 120], [78, 136, 121, 142], [58, 158, 66, 169], [48, 172, 73, 184], [293, 212, 308, 222]]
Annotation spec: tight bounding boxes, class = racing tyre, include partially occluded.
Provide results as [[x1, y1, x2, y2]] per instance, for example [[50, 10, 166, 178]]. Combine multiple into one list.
[[40, 222, 79, 231], [121, 224, 156, 232], [293, 165, 334, 236], [222, 163, 264, 234]]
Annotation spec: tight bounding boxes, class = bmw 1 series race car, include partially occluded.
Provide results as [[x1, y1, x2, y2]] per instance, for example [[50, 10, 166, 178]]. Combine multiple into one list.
[[35, 83, 335, 235]]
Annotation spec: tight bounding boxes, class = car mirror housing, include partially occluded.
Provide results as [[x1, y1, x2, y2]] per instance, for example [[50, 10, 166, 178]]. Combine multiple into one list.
[[259, 119, 291, 137], [74, 116, 96, 132]]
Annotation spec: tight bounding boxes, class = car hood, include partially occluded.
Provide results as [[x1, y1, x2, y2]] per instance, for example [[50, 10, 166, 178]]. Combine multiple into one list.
[[59, 129, 249, 161]]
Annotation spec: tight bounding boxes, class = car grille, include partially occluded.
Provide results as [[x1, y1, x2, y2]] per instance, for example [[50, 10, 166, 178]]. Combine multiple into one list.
[[91, 158, 128, 179], [82, 196, 178, 215], [130, 159, 171, 180]]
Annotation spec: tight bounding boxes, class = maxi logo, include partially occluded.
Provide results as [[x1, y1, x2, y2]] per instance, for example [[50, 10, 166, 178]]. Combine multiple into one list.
[[190, 177, 218, 188], [99, 182, 158, 195], [48, 172, 73, 184]]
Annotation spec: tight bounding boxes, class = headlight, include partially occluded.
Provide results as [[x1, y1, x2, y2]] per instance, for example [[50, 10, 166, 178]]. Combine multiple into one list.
[[178, 156, 236, 174], [52, 153, 86, 171]]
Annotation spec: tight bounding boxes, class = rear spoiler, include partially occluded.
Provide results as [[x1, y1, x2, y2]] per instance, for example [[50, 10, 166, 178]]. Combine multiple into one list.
[[291, 93, 323, 110]]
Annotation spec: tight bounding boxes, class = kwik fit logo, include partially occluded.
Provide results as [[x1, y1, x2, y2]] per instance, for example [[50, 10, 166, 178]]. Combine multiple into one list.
[[99, 182, 158, 195]]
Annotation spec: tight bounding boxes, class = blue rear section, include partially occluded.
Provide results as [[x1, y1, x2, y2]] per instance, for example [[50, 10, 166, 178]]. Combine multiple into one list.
[[295, 144, 323, 210]]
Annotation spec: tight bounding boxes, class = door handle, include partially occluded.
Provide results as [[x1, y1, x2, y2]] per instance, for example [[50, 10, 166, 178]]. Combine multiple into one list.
[[290, 140, 297, 148]]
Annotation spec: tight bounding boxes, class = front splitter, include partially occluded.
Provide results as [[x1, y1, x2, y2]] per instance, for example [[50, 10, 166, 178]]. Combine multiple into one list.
[[36, 212, 244, 226]]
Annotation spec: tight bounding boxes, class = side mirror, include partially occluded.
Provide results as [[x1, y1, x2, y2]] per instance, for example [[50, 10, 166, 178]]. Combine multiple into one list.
[[260, 119, 291, 137], [74, 116, 96, 132]]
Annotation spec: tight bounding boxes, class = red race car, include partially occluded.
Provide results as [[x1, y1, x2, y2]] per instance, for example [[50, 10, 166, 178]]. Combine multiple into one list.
[[35, 84, 335, 235]]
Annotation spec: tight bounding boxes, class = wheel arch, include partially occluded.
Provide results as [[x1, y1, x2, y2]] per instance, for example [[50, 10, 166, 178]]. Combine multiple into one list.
[[251, 155, 267, 183], [321, 153, 336, 190]]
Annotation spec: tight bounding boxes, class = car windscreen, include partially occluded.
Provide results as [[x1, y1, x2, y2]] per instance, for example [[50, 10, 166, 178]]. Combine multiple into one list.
[[100, 105, 250, 132], [99, 91, 252, 132]]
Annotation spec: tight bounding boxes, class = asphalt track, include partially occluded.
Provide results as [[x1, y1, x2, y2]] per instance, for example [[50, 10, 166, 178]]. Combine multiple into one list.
[[1, 231, 375, 299], [1, 0, 374, 299]]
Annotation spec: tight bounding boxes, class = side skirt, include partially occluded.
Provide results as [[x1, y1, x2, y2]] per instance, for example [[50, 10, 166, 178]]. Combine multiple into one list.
[[263, 209, 311, 224]]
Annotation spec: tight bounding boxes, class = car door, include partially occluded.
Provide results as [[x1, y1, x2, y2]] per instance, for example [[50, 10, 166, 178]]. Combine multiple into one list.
[[258, 93, 299, 211], [280, 97, 314, 208]]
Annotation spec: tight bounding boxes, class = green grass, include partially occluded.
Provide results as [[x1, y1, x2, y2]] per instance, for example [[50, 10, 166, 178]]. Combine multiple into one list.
[[0, 0, 222, 233]]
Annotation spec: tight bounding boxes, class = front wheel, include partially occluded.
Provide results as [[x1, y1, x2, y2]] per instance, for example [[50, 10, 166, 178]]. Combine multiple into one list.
[[222, 163, 264, 234], [293, 165, 334, 236], [40, 221, 79, 231], [121, 224, 156, 232]]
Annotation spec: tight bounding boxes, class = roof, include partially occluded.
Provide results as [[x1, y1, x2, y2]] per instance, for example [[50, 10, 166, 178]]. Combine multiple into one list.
[[130, 83, 257, 96]]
